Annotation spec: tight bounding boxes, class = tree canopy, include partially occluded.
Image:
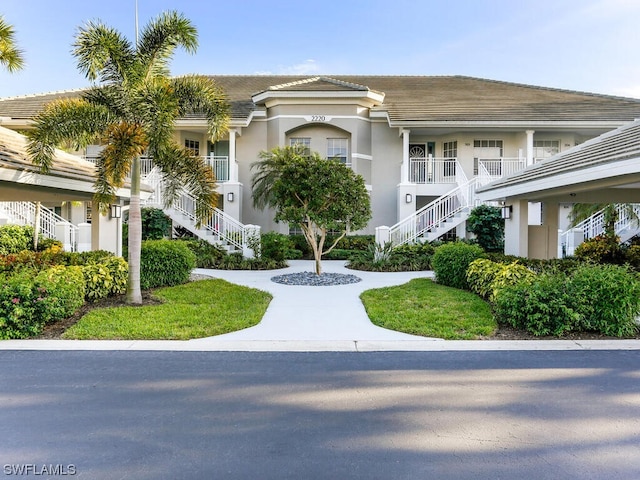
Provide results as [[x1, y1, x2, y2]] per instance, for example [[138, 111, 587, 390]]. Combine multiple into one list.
[[0, 16, 25, 73], [252, 145, 371, 274]]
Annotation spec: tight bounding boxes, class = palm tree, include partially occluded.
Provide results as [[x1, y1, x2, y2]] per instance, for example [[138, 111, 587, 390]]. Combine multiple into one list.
[[26, 11, 229, 304], [0, 15, 25, 72], [570, 203, 640, 239]]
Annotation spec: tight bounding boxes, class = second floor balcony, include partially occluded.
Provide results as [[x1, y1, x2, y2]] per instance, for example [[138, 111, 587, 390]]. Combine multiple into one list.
[[409, 156, 527, 185]]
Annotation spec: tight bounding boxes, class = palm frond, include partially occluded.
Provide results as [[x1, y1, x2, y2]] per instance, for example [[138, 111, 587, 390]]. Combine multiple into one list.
[[26, 98, 113, 173], [73, 20, 134, 84], [136, 11, 197, 82], [135, 79, 179, 151], [171, 75, 230, 141], [152, 143, 218, 226], [0, 16, 25, 72]]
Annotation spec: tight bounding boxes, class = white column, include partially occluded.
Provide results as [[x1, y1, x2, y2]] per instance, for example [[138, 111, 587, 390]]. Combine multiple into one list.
[[526, 130, 535, 165], [229, 129, 239, 182], [401, 129, 410, 183]]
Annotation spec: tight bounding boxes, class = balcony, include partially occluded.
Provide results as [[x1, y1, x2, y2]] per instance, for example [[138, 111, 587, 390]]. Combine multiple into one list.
[[409, 157, 458, 184], [476, 157, 527, 185], [83, 154, 230, 183]]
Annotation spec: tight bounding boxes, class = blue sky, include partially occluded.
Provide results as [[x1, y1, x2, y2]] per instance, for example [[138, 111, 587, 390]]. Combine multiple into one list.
[[2, 0, 639, 98]]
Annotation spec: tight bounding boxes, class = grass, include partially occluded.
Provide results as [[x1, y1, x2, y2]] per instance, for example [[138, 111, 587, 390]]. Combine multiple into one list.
[[62, 279, 272, 340], [360, 278, 497, 340]]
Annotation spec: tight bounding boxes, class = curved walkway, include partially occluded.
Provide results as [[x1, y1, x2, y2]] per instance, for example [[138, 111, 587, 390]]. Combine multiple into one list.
[[2, 260, 640, 351]]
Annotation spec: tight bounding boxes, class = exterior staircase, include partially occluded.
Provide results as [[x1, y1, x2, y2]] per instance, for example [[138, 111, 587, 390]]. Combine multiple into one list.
[[0, 201, 79, 251], [142, 167, 259, 257], [559, 204, 640, 257]]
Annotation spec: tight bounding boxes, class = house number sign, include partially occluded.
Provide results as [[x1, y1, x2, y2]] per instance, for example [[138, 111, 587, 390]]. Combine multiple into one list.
[[304, 115, 332, 122]]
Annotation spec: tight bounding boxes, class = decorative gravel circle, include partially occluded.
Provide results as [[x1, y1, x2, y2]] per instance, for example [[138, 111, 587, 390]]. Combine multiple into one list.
[[271, 271, 362, 286]]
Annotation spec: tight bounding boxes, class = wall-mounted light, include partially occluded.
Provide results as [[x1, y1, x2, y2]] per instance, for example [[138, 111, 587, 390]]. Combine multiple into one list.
[[227, 192, 234, 203], [405, 193, 413, 204], [500, 205, 512, 219], [109, 204, 122, 219]]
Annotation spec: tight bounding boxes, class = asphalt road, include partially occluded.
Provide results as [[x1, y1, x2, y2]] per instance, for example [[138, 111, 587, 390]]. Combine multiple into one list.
[[1, 350, 639, 480]]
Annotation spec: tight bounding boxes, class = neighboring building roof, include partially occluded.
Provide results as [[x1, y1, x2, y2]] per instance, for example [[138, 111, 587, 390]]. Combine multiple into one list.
[[476, 118, 640, 199], [2, 76, 640, 126], [0, 125, 96, 182]]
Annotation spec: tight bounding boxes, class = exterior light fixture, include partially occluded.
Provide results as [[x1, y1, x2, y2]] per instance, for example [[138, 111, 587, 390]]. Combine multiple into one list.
[[501, 205, 512, 219], [227, 192, 234, 202], [405, 193, 413, 204], [109, 204, 122, 219]]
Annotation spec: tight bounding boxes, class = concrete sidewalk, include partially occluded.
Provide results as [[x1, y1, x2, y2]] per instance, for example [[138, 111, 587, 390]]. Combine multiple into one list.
[[1, 260, 640, 352]]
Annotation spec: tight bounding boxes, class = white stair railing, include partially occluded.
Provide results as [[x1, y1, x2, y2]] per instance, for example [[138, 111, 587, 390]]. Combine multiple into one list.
[[142, 167, 256, 256], [0, 201, 78, 251], [388, 177, 478, 247]]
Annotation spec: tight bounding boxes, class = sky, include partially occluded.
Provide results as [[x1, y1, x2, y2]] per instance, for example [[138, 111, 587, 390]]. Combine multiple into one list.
[[1, 0, 640, 99]]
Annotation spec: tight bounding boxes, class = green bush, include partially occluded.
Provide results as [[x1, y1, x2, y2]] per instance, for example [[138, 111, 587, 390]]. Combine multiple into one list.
[[466, 205, 504, 252], [0, 266, 85, 339], [179, 239, 227, 268], [140, 240, 196, 289], [261, 232, 298, 261], [431, 242, 485, 289], [0, 224, 34, 255], [623, 245, 640, 271], [466, 259, 503, 300], [490, 261, 536, 300], [34, 266, 85, 321], [494, 273, 580, 336], [82, 263, 115, 301], [568, 264, 640, 337], [574, 235, 625, 264], [104, 256, 128, 296], [347, 242, 433, 272], [141, 207, 172, 240]]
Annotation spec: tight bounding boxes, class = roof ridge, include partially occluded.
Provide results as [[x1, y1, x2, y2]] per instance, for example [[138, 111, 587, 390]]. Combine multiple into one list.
[[0, 87, 87, 102]]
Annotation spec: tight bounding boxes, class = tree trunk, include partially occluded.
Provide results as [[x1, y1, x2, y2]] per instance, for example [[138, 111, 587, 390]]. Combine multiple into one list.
[[33, 201, 41, 251], [126, 156, 143, 304]]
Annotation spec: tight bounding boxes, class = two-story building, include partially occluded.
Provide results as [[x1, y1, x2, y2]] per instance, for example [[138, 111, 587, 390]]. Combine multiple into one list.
[[2, 75, 640, 256]]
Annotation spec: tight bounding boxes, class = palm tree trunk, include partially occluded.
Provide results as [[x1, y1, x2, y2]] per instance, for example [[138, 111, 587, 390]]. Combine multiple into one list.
[[126, 156, 143, 304]]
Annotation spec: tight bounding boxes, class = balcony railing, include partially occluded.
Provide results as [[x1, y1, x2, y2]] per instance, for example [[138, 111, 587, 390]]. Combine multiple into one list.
[[409, 157, 458, 184], [83, 154, 230, 183], [477, 157, 527, 183]]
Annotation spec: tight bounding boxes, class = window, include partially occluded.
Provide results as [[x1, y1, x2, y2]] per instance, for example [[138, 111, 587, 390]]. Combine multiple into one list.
[[327, 138, 349, 165], [473, 139, 503, 174], [443, 141, 457, 159], [290, 137, 311, 157], [533, 140, 559, 162], [443, 141, 457, 177], [185, 139, 200, 155]]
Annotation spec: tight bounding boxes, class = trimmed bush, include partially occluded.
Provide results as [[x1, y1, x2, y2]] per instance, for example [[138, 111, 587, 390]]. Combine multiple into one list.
[[494, 273, 580, 337], [82, 263, 115, 302], [141, 207, 172, 240], [348, 241, 433, 272], [431, 242, 485, 289], [574, 234, 625, 264], [35, 266, 85, 321], [466, 205, 504, 252], [104, 256, 128, 296], [0, 224, 34, 255], [568, 264, 640, 337], [490, 261, 536, 300], [180, 239, 226, 268], [140, 240, 196, 289], [261, 232, 298, 261], [466, 259, 503, 300]]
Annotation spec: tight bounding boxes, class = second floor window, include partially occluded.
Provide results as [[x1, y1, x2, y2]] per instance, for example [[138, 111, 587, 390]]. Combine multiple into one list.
[[533, 140, 559, 162], [443, 141, 457, 159], [185, 139, 200, 156], [290, 137, 311, 157], [327, 138, 349, 165]]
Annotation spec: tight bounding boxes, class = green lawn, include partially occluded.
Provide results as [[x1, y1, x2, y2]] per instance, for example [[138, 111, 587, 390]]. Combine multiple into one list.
[[63, 279, 272, 340], [360, 278, 496, 339]]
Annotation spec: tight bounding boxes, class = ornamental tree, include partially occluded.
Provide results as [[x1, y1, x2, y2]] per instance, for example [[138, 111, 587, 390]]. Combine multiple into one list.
[[466, 204, 504, 252], [252, 145, 371, 274]]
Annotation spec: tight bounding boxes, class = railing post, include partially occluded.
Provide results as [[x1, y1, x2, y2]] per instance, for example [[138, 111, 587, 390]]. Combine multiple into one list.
[[376, 225, 390, 247]]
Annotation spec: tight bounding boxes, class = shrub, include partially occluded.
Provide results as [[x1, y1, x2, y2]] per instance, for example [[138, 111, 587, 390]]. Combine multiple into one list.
[[623, 245, 640, 271], [261, 232, 298, 261], [466, 205, 504, 252], [574, 234, 625, 264], [180, 239, 227, 268], [466, 259, 503, 300], [494, 273, 580, 336], [82, 263, 115, 301], [0, 224, 34, 254], [141, 207, 172, 240], [347, 241, 433, 272], [104, 256, 128, 296], [490, 261, 536, 300], [140, 240, 196, 289], [431, 242, 485, 289], [34, 266, 85, 321], [568, 264, 640, 337]]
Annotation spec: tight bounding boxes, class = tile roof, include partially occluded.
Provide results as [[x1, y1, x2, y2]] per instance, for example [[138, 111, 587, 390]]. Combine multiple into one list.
[[0, 125, 97, 183], [2, 76, 640, 124], [477, 118, 640, 192]]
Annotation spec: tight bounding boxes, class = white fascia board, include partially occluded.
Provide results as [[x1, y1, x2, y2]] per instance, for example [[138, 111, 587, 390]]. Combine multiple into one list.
[[386, 120, 628, 130], [252, 90, 385, 105], [476, 156, 640, 201], [0, 167, 96, 193]]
